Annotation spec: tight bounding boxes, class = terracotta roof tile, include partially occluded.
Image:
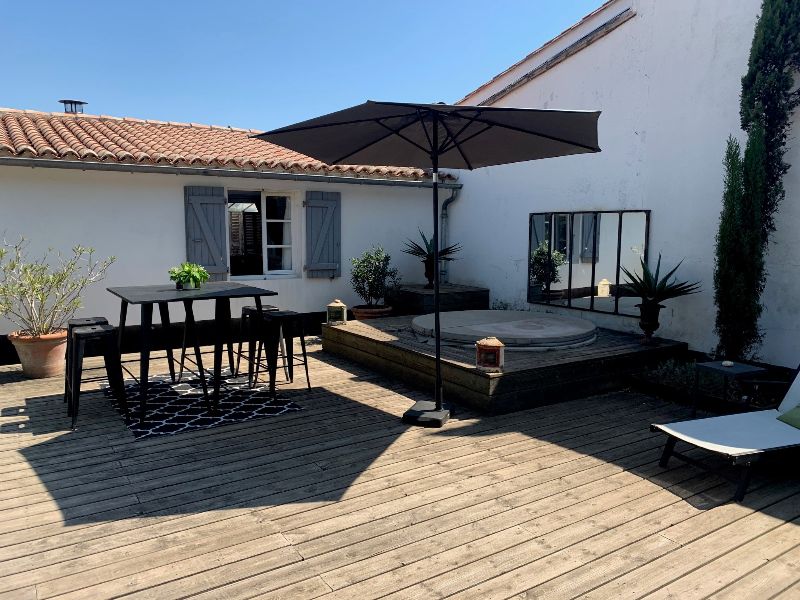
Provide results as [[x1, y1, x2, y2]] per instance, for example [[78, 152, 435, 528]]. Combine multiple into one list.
[[0, 107, 437, 181]]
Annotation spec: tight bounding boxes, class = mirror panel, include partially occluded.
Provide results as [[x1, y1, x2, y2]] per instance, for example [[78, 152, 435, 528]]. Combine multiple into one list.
[[527, 210, 648, 316]]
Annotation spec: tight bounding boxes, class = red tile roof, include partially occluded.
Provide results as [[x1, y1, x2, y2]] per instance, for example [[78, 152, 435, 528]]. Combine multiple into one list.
[[0, 108, 432, 181]]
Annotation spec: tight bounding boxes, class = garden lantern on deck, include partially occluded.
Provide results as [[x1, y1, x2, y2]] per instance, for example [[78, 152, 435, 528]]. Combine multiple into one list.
[[326, 299, 347, 325]]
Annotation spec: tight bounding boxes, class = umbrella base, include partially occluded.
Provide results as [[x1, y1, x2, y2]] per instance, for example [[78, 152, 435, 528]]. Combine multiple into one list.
[[402, 400, 451, 427]]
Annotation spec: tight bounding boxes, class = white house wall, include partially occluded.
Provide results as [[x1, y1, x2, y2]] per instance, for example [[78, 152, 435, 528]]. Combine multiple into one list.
[[450, 0, 800, 367], [0, 166, 433, 330]]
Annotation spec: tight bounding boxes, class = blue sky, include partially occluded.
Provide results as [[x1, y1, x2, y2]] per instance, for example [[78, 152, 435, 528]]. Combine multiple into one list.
[[5, 1, 603, 130]]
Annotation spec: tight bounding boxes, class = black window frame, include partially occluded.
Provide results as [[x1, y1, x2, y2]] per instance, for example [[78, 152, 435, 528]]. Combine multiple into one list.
[[527, 209, 651, 316]]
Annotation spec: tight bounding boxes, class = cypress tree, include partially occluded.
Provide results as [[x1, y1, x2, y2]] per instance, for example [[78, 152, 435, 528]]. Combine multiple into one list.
[[714, 137, 764, 359], [714, 0, 800, 358]]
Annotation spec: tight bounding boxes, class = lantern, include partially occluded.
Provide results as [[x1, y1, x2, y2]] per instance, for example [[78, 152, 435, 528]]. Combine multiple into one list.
[[475, 337, 505, 372], [597, 278, 611, 298], [326, 299, 347, 325]]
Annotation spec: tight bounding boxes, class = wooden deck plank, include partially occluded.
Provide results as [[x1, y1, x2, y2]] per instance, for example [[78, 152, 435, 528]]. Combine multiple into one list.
[[0, 344, 796, 600]]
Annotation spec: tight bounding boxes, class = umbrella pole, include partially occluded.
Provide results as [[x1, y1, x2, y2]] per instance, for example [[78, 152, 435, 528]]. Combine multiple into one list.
[[432, 153, 443, 411], [401, 114, 450, 427]]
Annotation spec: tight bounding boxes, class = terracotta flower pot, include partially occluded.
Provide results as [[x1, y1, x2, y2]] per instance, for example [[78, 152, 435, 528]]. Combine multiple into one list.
[[8, 329, 68, 378], [351, 305, 393, 320]]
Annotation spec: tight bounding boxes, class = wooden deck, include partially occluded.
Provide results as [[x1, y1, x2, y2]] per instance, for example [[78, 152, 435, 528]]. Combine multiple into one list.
[[0, 342, 798, 599], [323, 316, 688, 413]]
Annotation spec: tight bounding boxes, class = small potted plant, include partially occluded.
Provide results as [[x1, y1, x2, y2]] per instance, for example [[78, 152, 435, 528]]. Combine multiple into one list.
[[350, 246, 399, 319], [0, 238, 115, 378], [402, 229, 462, 289], [168, 262, 210, 290], [620, 254, 701, 343]]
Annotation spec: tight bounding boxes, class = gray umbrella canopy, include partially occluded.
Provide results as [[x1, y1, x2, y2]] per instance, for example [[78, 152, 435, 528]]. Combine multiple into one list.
[[257, 101, 600, 170], [257, 101, 600, 425]]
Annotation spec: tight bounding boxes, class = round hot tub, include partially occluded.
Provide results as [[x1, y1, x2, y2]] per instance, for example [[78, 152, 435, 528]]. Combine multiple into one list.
[[411, 310, 597, 348]]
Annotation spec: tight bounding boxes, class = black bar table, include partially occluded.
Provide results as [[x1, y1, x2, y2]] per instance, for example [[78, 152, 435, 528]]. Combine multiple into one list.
[[108, 282, 278, 421]]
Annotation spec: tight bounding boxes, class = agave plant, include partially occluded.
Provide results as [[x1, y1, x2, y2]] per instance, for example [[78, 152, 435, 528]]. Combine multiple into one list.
[[620, 254, 701, 304], [402, 229, 462, 288]]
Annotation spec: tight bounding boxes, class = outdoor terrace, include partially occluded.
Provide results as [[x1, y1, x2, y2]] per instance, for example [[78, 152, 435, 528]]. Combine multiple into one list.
[[0, 344, 799, 599]]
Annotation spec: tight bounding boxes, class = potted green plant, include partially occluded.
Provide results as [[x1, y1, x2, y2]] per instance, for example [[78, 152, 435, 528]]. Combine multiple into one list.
[[620, 254, 701, 343], [168, 262, 210, 290], [402, 229, 462, 288], [0, 238, 115, 378], [529, 241, 566, 298], [350, 246, 399, 319]]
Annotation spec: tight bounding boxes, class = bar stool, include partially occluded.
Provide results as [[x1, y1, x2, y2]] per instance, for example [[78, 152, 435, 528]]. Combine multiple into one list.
[[68, 324, 127, 429], [235, 304, 280, 379], [64, 317, 109, 405], [253, 311, 311, 393]]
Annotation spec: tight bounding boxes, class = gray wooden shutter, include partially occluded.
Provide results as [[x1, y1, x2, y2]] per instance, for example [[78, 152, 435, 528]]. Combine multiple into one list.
[[305, 191, 341, 278], [184, 186, 228, 281], [580, 213, 600, 263]]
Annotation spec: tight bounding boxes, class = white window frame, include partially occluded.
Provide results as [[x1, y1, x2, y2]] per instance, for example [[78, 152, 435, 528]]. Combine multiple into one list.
[[263, 193, 295, 276], [227, 189, 301, 281]]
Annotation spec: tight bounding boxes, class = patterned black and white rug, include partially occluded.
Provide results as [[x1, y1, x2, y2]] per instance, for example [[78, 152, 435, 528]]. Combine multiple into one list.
[[105, 370, 302, 439]]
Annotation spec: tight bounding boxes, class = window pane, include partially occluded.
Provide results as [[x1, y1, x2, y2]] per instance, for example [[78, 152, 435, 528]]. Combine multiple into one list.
[[265, 196, 290, 220], [617, 212, 648, 316], [228, 193, 262, 276], [267, 221, 291, 246], [267, 247, 292, 271], [548, 213, 571, 304], [592, 212, 619, 312], [528, 213, 552, 302]]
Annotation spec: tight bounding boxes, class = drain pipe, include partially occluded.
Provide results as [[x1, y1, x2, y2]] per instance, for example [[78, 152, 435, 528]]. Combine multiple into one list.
[[440, 187, 460, 283]]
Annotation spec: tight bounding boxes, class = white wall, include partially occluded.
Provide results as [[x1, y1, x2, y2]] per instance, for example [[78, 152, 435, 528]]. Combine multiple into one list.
[[450, 0, 800, 367], [0, 166, 433, 330]]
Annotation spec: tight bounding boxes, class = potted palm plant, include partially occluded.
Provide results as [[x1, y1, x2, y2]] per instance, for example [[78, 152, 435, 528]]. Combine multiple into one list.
[[168, 262, 210, 290], [350, 246, 399, 319], [620, 254, 701, 343], [0, 238, 115, 378], [402, 229, 462, 288]]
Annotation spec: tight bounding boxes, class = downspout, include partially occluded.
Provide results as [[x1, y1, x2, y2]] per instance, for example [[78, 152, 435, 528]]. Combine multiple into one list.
[[440, 187, 460, 283]]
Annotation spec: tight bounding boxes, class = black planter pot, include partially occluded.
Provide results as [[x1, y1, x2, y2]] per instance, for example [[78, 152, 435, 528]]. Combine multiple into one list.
[[636, 301, 664, 343], [423, 258, 434, 289]]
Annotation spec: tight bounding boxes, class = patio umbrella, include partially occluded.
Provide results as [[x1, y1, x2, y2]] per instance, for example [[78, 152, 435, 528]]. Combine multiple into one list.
[[257, 101, 601, 426]]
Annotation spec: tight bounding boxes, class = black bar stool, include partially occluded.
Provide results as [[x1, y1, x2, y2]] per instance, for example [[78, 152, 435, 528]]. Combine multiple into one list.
[[68, 324, 127, 429], [253, 311, 311, 393], [64, 317, 109, 405], [235, 304, 283, 382]]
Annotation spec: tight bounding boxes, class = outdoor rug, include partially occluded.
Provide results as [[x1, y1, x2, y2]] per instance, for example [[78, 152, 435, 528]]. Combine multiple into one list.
[[105, 370, 302, 439]]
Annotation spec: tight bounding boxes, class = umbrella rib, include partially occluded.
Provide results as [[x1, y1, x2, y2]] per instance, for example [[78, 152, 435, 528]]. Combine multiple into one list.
[[438, 118, 473, 170], [416, 108, 437, 155], [327, 117, 428, 165], [439, 110, 484, 151], [259, 111, 420, 135], [373, 120, 432, 154], [463, 115, 601, 152], [442, 123, 494, 150]]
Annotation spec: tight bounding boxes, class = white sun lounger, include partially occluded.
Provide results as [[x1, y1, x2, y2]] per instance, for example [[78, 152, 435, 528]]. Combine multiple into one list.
[[652, 373, 800, 501]]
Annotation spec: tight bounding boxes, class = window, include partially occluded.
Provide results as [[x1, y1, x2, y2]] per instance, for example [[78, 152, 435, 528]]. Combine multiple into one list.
[[527, 210, 649, 316], [265, 195, 292, 272], [227, 191, 294, 277], [228, 191, 262, 276]]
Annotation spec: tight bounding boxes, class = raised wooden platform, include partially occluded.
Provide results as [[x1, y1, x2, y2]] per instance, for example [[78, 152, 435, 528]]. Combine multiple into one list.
[[323, 316, 688, 413]]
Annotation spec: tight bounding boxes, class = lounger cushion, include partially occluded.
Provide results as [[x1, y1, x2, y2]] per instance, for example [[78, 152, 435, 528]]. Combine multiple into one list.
[[778, 406, 800, 430], [653, 409, 800, 458]]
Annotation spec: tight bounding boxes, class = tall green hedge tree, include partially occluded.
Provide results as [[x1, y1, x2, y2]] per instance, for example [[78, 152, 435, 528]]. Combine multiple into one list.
[[714, 0, 800, 359], [714, 137, 764, 359]]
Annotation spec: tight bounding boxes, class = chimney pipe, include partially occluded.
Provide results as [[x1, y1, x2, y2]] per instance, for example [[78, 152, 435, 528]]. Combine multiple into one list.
[[59, 99, 87, 114]]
